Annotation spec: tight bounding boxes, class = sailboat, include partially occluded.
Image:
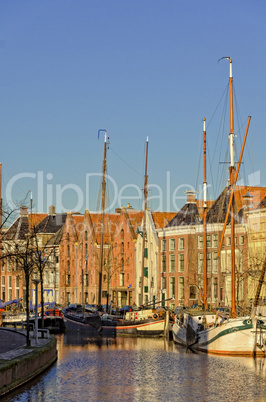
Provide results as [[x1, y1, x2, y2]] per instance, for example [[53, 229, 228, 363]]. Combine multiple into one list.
[[63, 129, 109, 333], [173, 58, 266, 355], [64, 135, 172, 336], [172, 118, 224, 347], [100, 137, 172, 336]]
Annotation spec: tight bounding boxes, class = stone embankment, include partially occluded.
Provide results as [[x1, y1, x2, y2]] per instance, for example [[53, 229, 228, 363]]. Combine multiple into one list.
[[0, 328, 57, 397]]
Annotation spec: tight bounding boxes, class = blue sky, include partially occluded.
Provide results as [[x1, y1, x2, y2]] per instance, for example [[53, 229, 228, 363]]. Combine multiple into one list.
[[1, 0, 266, 213]]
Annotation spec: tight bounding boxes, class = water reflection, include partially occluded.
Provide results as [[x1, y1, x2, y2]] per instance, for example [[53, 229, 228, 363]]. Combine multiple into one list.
[[5, 334, 266, 402]]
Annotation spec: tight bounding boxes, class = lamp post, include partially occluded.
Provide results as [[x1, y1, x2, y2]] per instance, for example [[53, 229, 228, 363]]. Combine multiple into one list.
[[75, 243, 78, 302], [32, 279, 40, 344]]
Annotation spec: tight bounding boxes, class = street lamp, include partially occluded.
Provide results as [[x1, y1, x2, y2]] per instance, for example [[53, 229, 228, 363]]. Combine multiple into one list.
[[32, 279, 40, 344]]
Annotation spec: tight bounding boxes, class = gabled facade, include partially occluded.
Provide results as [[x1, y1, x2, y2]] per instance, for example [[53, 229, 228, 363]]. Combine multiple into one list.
[[111, 208, 143, 306], [135, 210, 176, 307]]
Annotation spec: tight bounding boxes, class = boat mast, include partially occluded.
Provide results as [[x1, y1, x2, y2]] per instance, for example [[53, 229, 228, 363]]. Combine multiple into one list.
[[228, 58, 236, 318], [140, 137, 149, 306], [98, 130, 107, 307], [203, 118, 208, 310]]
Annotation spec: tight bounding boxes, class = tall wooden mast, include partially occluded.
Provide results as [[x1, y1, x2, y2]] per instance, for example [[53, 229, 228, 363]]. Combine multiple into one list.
[[140, 137, 149, 306], [228, 58, 237, 318], [203, 118, 208, 310], [98, 130, 107, 306]]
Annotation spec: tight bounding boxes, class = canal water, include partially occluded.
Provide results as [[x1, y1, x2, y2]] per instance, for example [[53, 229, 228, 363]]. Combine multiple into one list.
[[4, 333, 266, 401]]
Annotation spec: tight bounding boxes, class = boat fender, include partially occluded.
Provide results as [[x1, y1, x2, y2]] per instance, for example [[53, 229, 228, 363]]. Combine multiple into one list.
[[247, 319, 251, 324], [152, 313, 159, 320]]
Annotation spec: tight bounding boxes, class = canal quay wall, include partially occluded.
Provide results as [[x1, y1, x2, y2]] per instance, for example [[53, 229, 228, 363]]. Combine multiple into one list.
[[0, 328, 57, 397]]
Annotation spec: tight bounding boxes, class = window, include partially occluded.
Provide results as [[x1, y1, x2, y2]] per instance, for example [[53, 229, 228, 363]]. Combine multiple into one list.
[[213, 278, 218, 301], [207, 252, 211, 273], [66, 274, 70, 285], [15, 276, 19, 287], [207, 235, 211, 248], [1, 277, 5, 285], [161, 255, 166, 272], [198, 235, 203, 249], [144, 286, 148, 293], [55, 272, 59, 285], [144, 267, 148, 277], [220, 251, 226, 273], [189, 285, 197, 300], [239, 235, 244, 245], [179, 277, 184, 300], [144, 248, 148, 258], [1, 287, 5, 301], [178, 254, 184, 272], [161, 277, 166, 290], [84, 274, 88, 286], [169, 277, 175, 298], [179, 238, 184, 251], [85, 231, 88, 241], [220, 287, 224, 301], [170, 238, 175, 251], [169, 254, 175, 273], [161, 239, 166, 252], [236, 250, 243, 273], [67, 246, 70, 257], [120, 273, 124, 287], [113, 291, 117, 304], [213, 252, 218, 273], [198, 253, 203, 274], [227, 237, 231, 246], [212, 234, 218, 248], [150, 277, 154, 288]]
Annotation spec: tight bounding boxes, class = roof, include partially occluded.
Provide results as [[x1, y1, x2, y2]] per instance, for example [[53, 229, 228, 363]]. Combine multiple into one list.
[[35, 213, 67, 234], [206, 186, 266, 224], [151, 212, 176, 229], [46, 226, 65, 246], [4, 213, 47, 240], [89, 213, 120, 244], [165, 203, 200, 228]]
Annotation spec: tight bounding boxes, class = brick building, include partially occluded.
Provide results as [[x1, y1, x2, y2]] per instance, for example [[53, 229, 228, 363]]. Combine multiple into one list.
[[158, 186, 266, 310]]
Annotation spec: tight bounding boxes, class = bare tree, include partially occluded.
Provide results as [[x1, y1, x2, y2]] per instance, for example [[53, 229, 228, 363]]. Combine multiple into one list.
[[2, 233, 36, 346]]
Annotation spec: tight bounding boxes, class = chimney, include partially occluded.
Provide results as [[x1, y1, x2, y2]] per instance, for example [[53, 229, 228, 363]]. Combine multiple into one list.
[[243, 190, 254, 210], [20, 205, 28, 216], [49, 205, 56, 215], [185, 191, 197, 204]]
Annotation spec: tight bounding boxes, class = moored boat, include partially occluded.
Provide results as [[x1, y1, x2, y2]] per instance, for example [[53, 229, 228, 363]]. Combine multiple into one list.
[[63, 306, 172, 337], [173, 58, 266, 356]]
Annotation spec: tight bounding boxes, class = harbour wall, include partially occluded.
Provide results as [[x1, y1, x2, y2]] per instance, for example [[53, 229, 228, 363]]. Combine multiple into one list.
[[0, 336, 57, 397]]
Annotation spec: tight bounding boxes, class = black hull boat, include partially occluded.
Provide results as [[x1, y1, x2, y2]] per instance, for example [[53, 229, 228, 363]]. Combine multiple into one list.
[[63, 309, 172, 337]]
